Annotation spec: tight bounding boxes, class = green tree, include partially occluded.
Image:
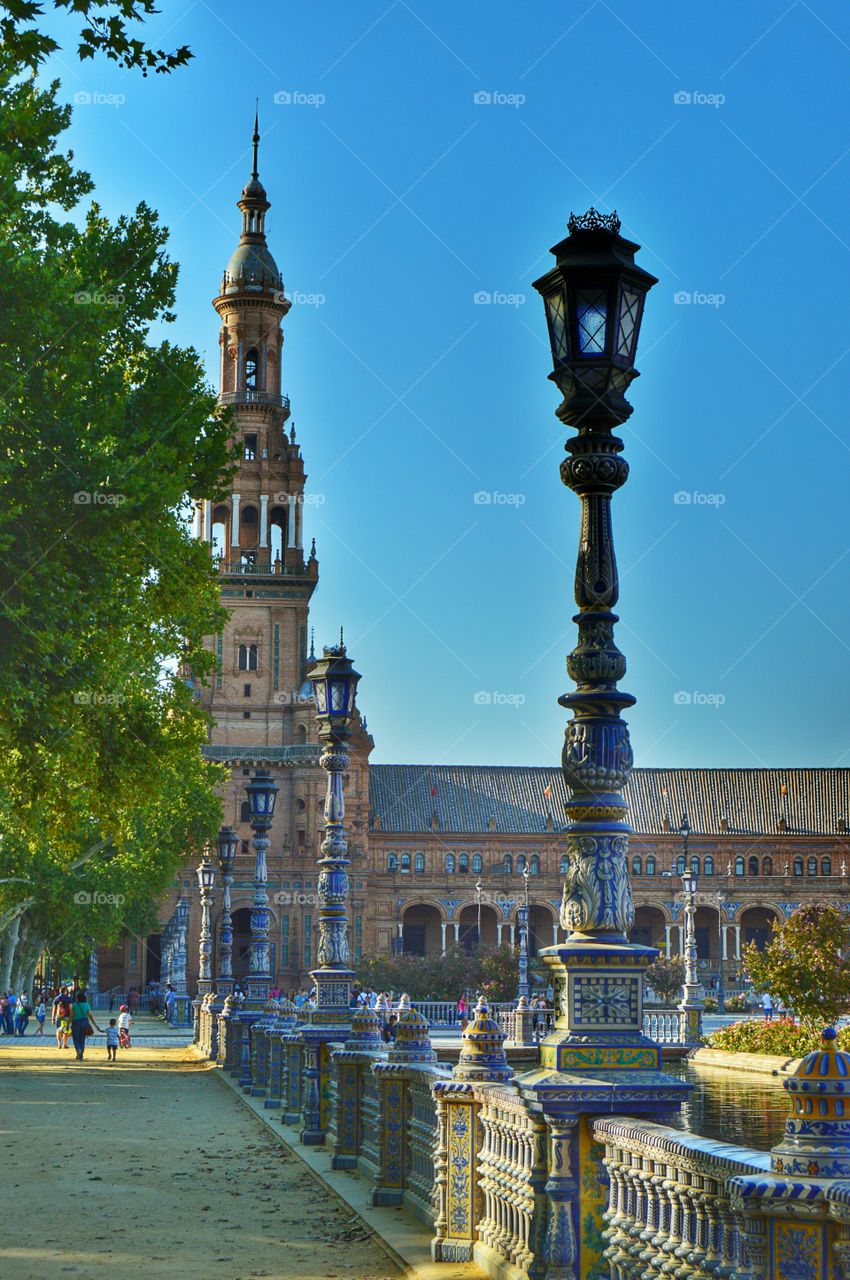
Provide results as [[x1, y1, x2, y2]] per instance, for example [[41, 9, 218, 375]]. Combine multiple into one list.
[[646, 955, 685, 1005], [0, 57, 235, 982], [1, 0, 191, 75], [743, 903, 850, 1035], [355, 944, 520, 1003]]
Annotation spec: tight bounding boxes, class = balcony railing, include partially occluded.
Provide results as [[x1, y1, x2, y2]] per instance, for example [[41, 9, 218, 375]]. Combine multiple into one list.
[[215, 560, 313, 577], [201, 744, 320, 763], [219, 390, 290, 410]]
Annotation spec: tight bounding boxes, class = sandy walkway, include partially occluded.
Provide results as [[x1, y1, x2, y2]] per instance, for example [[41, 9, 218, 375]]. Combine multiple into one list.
[[0, 1039, 399, 1280]]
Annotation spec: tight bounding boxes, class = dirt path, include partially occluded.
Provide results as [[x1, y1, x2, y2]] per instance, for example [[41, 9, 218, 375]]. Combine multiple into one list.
[[0, 1040, 399, 1280]]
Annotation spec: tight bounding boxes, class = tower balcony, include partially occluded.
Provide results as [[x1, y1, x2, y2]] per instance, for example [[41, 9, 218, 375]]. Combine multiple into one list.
[[219, 390, 290, 411], [214, 558, 317, 579], [201, 744, 320, 765]]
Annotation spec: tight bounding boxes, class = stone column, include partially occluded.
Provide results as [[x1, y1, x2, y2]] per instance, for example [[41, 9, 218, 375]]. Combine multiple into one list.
[[259, 494, 269, 548], [231, 493, 241, 548], [203, 500, 211, 542], [440, 921, 447, 954]]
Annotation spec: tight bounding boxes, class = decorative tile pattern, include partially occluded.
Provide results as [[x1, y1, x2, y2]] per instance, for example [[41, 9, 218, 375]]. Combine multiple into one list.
[[774, 1221, 820, 1280]]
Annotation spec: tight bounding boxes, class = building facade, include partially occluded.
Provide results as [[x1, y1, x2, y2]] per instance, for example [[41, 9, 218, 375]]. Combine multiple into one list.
[[97, 134, 850, 1000]]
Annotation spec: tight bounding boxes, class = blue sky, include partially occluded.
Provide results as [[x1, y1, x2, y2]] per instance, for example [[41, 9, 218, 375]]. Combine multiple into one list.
[[46, 2, 850, 768]]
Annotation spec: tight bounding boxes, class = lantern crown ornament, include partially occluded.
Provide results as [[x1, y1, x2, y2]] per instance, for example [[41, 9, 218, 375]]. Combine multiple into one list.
[[217, 825, 239, 874], [533, 207, 658, 428], [246, 769, 278, 830], [772, 1028, 850, 1178], [308, 636, 362, 737]]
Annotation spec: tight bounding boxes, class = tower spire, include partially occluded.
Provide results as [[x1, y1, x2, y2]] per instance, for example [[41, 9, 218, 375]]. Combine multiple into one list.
[[251, 101, 260, 181]]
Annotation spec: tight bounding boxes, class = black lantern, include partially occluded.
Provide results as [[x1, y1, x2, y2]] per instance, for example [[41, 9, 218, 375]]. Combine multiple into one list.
[[308, 638, 361, 735], [196, 852, 216, 892], [682, 868, 698, 897], [532, 208, 658, 427], [246, 769, 278, 829], [217, 825, 239, 875]]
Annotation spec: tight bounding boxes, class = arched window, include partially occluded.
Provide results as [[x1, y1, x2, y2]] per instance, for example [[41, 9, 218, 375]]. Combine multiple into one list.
[[242, 504, 258, 533], [631, 855, 642, 876], [517, 855, 527, 875], [445, 854, 455, 874], [270, 505, 287, 563], [691, 854, 699, 875], [762, 856, 773, 876], [735, 856, 744, 876], [472, 854, 482, 874], [676, 854, 685, 876], [240, 800, 250, 824], [387, 854, 398, 872], [794, 857, 803, 877], [748, 856, 759, 876], [238, 643, 258, 671], [244, 347, 259, 390], [703, 855, 714, 876], [560, 855, 569, 875], [401, 853, 411, 872], [458, 853, 469, 873], [211, 505, 228, 560], [414, 853, 425, 873], [503, 853, 513, 875], [646, 855, 656, 876], [528, 855, 539, 875], [807, 857, 817, 876], [823, 856, 832, 876]]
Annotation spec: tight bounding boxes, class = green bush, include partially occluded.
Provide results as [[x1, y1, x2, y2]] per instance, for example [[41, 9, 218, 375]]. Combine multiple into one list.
[[706, 1017, 850, 1057], [723, 993, 748, 1013]]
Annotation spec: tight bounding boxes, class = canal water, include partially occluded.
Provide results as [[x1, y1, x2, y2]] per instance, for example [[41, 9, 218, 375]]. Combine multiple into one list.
[[664, 1061, 789, 1151]]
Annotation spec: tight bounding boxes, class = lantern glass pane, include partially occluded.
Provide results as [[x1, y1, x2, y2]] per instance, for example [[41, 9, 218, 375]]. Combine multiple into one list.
[[576, 290, 607, 354], [546, 290, 569, 361], [330, 680, 347, 713], [617, 287, 642, 359], [314, 682, 328, 713]]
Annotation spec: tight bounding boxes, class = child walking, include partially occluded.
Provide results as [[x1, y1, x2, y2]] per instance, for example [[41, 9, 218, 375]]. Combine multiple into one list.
[[35, 999, 46, 1036], [106, 1018, 119, 1062], [117, 1004, 133, 1048]]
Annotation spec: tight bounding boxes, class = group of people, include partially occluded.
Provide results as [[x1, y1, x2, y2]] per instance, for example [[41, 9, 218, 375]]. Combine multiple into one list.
[[50, 987, 134, 1061], [0, 992, 45, 1037]]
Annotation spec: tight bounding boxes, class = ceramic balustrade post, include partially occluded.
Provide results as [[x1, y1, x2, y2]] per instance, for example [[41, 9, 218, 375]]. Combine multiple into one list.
[[543, 1118, 578, 1280]]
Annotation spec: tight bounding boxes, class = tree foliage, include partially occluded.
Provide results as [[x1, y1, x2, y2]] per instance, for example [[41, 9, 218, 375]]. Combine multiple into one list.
[[356, 945, 522, 1004], [1, 0, 191, 75], [0, 54, 235, 978], [742, 903, 850, 1035], [645, 954, 685, 1004]]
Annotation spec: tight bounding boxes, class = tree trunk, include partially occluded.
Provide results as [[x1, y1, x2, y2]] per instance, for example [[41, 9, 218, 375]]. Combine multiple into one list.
[[0, 913, 22, 990]]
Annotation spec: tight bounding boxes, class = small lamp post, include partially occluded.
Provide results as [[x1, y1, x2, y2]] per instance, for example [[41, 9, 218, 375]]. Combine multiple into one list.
[[679, 813, 704, 1014], [517, 863, 531, 1002], [245, 769, 279, 1006], [216, 825, 239, 998], [193, 850, 216, 1042], [715, 889, 727, 1014], [307, 636, 362, 1017]]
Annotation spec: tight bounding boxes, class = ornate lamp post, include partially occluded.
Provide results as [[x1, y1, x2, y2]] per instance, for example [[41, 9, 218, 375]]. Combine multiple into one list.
[[516, 863, 531, 1001], [245, 770, 279, 1006], [529, 209, 691, 1103], [715, 889, 727, 1014], [307, 637, 361, 1017], [216, 825, 239, 998], [193, 850, 216, 1042], [173, 896, 190, 1025]]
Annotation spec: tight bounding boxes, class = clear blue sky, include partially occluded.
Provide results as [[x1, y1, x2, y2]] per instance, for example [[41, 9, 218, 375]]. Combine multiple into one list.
[[46, 2, 850, 769]]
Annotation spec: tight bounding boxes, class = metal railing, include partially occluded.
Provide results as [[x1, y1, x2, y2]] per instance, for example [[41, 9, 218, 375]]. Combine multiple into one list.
[[215, 560, 313, 577], [201, 744, 321, 763], [219, 390, 290, 410]]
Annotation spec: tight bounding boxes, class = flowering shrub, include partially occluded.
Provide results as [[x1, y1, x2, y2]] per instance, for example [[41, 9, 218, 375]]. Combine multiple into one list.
[[706, 1017, 850, 1057]]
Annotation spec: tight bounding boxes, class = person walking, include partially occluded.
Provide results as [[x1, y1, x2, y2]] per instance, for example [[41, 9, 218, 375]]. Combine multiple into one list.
[[14, 995, 31, 1036], [53, 987, 73, 1049], [34, 999, 46, 1037], [762, 991, 774, 1022], [457, 994, 468, 1032], [4, 993, 16, 1035], [105, 1019, 119, 1063], [69, 988, 102, 1061]]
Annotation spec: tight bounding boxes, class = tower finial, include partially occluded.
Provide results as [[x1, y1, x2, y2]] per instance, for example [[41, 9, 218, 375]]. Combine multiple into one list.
[[340, 625, 345, 647], [251, 101, 260, 180], [309, 627, 315, 662]]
